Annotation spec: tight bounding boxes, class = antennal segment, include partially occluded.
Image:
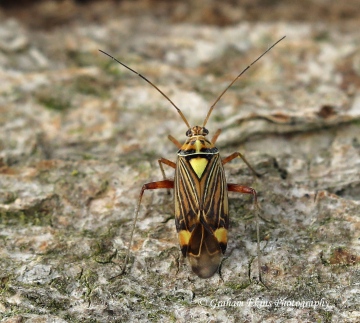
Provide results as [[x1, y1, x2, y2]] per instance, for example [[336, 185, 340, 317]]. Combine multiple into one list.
[[99, 50, 191, 129], [203, 36, 286, 127]]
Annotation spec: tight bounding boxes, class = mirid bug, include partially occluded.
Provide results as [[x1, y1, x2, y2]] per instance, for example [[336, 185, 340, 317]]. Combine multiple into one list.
[[100, 36, 285, 279]]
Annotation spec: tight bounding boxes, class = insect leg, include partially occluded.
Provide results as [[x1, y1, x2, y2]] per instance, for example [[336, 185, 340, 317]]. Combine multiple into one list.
[[168, 134, 182, 149], [222, 152, 262, 178], [211, 129, 222, 144], [121, 179, 174, 275], [158, 157, 176, 195], [158, 157, 176, 180], [227, 184, 265, 287]]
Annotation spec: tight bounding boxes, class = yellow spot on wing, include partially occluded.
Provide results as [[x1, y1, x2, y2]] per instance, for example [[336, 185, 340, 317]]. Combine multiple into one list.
[[178, 230, 191, 246], [190, 157, 208, 178], [214, 228, 228, 244]]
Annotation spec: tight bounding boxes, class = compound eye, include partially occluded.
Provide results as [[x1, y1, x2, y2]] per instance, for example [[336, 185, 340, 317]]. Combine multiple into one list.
[[202, 127, 209, 135], [186, 129, 192, 137]]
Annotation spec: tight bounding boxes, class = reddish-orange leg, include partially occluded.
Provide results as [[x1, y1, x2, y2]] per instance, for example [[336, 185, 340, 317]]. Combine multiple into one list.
[[158, 157, 176, 194], [223, 147, 264, 286], [121, 179, 174, 275], [121, 137, 180, 274], [227, 182, 264, 287], [122, 136, 180, 274], [158, 135, 181, 181], [218, 127, 262, 279]]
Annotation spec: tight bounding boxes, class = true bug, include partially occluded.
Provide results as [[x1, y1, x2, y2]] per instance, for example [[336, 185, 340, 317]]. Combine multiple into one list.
[[100, 36, 285, 279]]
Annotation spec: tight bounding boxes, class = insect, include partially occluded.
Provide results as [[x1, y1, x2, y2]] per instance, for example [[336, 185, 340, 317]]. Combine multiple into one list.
[[100, 36, 285, 279]]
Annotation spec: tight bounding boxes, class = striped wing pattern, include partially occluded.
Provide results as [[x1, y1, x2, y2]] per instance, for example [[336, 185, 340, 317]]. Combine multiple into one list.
[[174, 153, 229, 278], [175, 154, 228, 232]]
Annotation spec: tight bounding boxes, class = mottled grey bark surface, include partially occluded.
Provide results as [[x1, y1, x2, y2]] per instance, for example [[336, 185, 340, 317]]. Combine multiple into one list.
[[0, 1, 359, 322]]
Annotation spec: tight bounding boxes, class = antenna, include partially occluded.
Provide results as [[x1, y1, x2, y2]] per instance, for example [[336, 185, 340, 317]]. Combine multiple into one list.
[[99, 50, 191, 129], [202, 36, 286, 127]]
